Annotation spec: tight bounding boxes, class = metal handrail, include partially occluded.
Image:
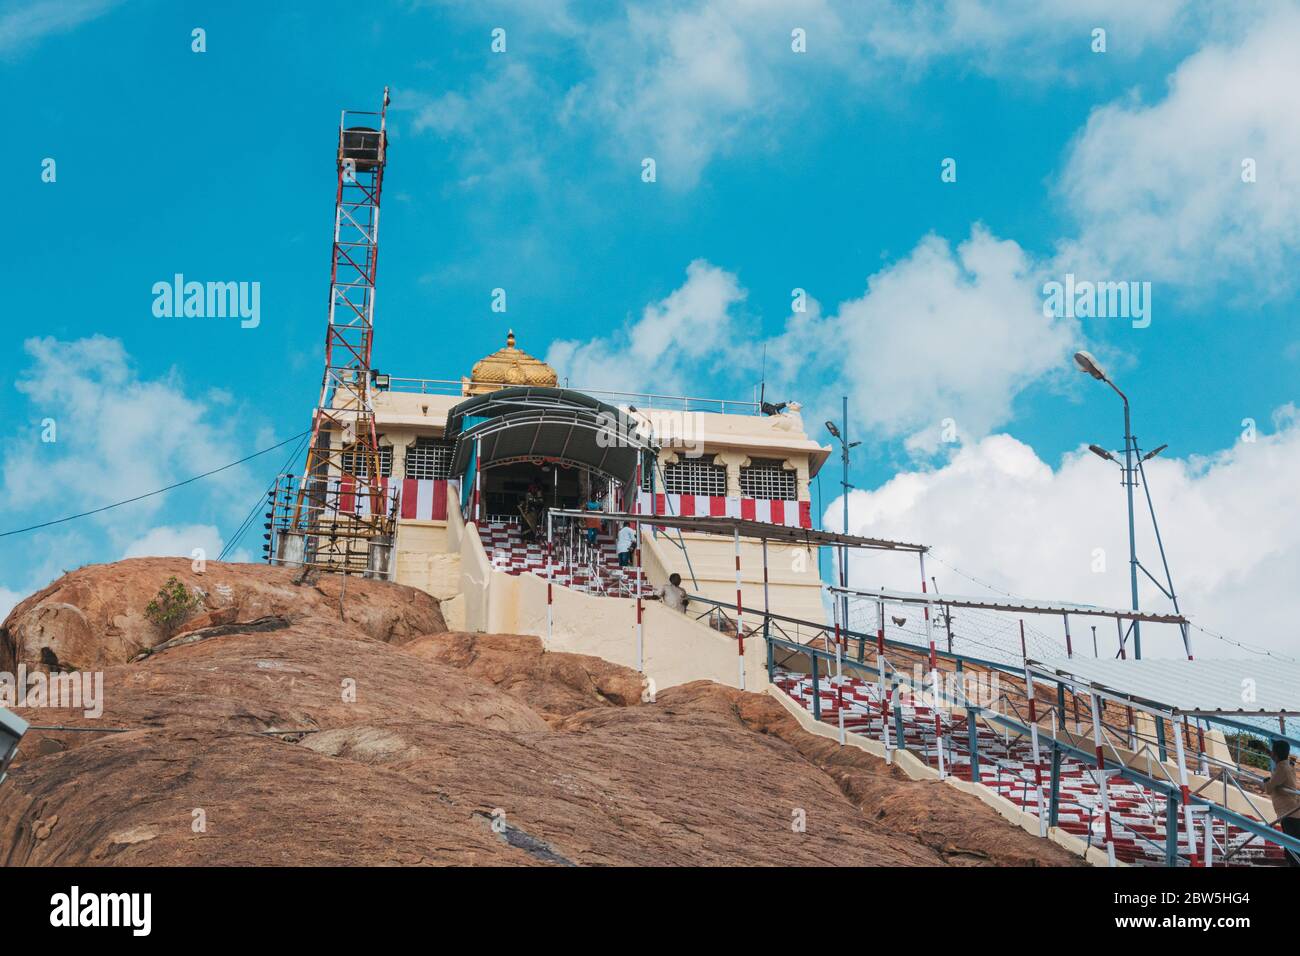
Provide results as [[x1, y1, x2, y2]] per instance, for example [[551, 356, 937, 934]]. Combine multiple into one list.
[[384, 377, 761, 415]]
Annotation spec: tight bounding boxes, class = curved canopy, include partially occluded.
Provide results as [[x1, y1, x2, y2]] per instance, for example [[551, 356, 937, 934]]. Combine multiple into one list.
[[447, 389, 659, 487], [446, 386, 625, 437]]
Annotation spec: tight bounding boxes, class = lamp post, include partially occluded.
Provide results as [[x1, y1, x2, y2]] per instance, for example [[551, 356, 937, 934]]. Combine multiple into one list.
[[826, 398, 860, 638], [1074, 351, 1144, 659]]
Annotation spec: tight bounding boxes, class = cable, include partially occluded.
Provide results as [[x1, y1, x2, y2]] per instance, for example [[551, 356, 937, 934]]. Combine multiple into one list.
[[0, 430, 310, 540], [217, 431, 310, 561]]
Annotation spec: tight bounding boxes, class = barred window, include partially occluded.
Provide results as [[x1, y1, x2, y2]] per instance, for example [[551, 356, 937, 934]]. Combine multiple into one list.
[[740, 458, 796, 500], [405, 436, 455, 480], [662, 455, 728, 496], [341, 440, 392, 478]]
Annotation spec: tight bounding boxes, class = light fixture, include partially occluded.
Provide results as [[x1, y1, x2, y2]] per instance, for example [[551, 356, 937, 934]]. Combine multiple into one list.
[[0, 707, 29, 786], [1142, 444, 1168, 462], [372, 371, 390, 390], [825, 421, 841, 439], [1088, 444, 1116, 462], [1073, 350, 1108, 381]]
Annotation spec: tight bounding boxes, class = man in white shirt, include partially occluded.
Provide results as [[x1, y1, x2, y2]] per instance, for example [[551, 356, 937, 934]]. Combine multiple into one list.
[[661, 573, 688, 613], [616, 522, 637, 568]]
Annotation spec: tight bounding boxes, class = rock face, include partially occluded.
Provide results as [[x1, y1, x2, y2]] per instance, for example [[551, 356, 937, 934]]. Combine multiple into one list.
[[0, 557, 446, 674], [0, 561, 1079, 867]]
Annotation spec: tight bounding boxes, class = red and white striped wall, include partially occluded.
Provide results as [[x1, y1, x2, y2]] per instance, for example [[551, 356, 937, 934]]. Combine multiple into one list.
[[335, 476, 399, 517], [398, 478, 450, 521], [330, 477, 451, 520], [635, 490, 812, 528]]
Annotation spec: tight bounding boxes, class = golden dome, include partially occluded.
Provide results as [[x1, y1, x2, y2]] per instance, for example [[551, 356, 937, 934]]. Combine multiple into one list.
[[466, 330, 557, 394]]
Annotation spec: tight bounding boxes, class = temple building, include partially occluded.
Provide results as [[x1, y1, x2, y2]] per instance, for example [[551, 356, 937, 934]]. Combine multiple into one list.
[[325, 331, 833, 630]]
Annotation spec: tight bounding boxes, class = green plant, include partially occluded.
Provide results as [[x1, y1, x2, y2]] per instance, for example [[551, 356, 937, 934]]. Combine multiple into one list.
[[1224, 732, 1272, 772], [144, 576, 200, 636]]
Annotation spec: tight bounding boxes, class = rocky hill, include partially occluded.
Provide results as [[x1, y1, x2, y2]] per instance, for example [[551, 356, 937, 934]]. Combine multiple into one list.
[[0, 559, 1079, 866]]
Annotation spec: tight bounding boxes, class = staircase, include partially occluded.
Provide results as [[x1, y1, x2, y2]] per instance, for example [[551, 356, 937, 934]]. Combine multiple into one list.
[[477, 519, 657, 599], [774, 669, 1288, 867]]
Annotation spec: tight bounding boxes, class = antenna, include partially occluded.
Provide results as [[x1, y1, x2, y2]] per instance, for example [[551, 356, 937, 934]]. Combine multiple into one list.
[[274, 88, 398, 575]]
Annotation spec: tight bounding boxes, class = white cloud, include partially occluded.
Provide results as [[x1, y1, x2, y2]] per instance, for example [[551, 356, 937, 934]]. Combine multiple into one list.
[[0, 336, 258, 604], [550, 228, 1077, 447], [120, 524, 225, 562], [421, 0, 1207, 187], [1056, 6, 1300, 293], [546, 258, 749, 394], [829, 406, 1300, 660], [773, 226, 1078, 446], [867, 0, 1194, 66], [0, 0, 120, 57]]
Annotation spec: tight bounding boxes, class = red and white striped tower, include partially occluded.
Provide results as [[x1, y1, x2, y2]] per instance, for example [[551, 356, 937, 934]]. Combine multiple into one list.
[[293, 89, 394, 572]]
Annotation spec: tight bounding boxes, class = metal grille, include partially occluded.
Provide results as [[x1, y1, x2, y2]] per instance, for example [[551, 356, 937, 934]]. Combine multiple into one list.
[[405, 437, 454, 480], [740, 459, 796, 500], [663, 455, 727, 496], [341, 440, 392, 478]]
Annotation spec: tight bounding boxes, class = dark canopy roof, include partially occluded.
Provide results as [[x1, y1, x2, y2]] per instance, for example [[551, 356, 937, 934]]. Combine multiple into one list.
[[447, 387, 657, 487], [446, 386, 625, 437]]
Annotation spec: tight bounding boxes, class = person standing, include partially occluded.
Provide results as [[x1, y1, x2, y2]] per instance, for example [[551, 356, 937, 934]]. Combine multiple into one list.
[[1265, 738, 1300, 866], [616, 521, 637, 569], [584, 491, 603, 546]]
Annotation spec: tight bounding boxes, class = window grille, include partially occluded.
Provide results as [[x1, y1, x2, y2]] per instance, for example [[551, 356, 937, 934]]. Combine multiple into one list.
[[341, 440, 392, 479], [404, 436, 455, 480], [740, 458, 796, 500], [662, 455, 728, 496]]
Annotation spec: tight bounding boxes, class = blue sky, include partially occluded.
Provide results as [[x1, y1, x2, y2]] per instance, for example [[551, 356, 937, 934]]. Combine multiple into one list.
[[3, 0, 1298, 659]]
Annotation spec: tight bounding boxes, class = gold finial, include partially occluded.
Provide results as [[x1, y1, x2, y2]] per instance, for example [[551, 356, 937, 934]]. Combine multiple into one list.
[[466, 328, 557, 394]]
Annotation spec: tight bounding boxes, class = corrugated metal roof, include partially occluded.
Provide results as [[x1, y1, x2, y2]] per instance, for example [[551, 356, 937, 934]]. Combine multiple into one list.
[[1028, 656, 1300, 716], [547, 509, 928, 552], [832, 586, 1187, 624]]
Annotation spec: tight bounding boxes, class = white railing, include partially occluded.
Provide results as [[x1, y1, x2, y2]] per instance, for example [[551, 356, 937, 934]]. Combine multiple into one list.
[[384, 377, 761, 415]]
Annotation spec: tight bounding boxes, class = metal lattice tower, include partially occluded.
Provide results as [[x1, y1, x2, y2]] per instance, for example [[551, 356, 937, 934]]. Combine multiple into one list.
[[282, 88, 397, 575]]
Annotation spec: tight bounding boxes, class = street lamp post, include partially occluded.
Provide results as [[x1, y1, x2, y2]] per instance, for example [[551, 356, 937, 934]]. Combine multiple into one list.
[[826, 398, 860, 637], [1074, 351, 1143, 659]]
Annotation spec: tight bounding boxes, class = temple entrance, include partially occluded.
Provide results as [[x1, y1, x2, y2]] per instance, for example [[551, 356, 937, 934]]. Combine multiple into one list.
[[481, 460, 609, 537]]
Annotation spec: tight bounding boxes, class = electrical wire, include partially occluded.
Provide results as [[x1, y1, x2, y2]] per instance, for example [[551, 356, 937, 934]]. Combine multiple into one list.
[[0, 431, 310, 540], [217, 431, 310, 561]]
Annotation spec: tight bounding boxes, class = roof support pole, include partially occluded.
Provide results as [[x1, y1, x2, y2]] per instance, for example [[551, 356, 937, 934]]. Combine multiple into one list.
[[876, 600, 891, 759], [810, 651, 820, 722], [545, 512, 554, 651], [920, 550, 944, 779], [734, 527, 745, 691], [761, 537, 771, 646], [1173, 720, 1199, 862], [966, 703, 981, 783], [635, 518, 643, 674], [1024, 663, 1047, 835], [893, 677, 906, 752], [1049, 739, 1063, 829], [1164, 796, 1179, 867], [1063, 612, 1073, 658], [1088, 690, 1117, 866]]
